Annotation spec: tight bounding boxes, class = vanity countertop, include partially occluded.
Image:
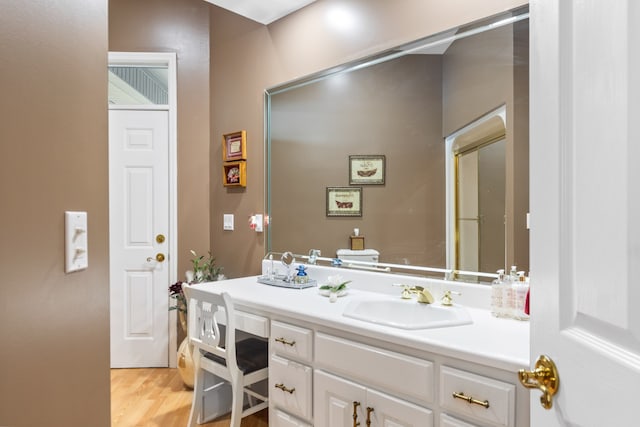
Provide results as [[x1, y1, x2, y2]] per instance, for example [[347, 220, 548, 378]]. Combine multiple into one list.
[[193, 275, 530, 372]]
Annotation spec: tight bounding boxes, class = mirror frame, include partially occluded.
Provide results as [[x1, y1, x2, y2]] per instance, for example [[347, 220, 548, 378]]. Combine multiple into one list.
[[264, 6, 529, 283]]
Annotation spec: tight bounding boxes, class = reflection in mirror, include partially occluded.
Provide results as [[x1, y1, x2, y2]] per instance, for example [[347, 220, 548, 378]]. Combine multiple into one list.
[[266, 7, 529, 283], [446, 106, 507, 275]]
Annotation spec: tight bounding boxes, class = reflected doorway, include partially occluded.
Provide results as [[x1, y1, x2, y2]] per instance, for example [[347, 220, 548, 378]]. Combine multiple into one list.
[[455, 139, 506, 272], [446, 105, 507, 276]]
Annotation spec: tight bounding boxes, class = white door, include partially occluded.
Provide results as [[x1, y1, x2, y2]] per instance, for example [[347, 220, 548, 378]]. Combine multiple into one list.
[[529, 1, 639, 425], [109, 109, 170, 368]]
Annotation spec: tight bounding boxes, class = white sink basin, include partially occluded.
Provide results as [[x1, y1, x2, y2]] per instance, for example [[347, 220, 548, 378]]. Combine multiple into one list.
[[343, 298, 472, 330]]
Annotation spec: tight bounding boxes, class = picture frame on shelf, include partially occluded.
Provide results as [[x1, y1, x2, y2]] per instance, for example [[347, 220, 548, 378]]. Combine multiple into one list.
[[222, 130, 247, 161], [326, 186, 362, 217], [349, 154, 385, 185], [223, 161, 246, 187]]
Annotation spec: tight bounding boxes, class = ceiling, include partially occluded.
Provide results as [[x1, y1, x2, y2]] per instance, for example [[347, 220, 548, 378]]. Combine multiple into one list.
[[203, 0, 318, 25]]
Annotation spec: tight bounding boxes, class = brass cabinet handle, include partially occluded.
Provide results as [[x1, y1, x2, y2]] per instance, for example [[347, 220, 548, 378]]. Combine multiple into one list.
[[452, 392, 490, 408], [275, 337, 296, 346], [366, 407, 374, 427], [518, 354, 560, 410], [274, 383, 295, 394], [352, 401, 361, 427]]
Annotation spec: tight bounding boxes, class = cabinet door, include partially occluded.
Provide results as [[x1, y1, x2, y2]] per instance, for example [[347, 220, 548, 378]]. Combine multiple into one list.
[[314, 370, 367, 427], [367, 387, 433, 427]]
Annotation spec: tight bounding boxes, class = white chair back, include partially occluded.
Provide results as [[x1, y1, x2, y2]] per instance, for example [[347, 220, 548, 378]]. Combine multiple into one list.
[[184, 286, 239, 375]]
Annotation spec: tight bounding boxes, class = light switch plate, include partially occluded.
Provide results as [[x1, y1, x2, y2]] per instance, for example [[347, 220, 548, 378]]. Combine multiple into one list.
[[65, 211, 88, 273], [223, 214, 234, 231], [254, 214, 263, 232]]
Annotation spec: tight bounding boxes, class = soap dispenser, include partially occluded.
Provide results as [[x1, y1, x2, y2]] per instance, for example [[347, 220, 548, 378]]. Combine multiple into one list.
[[491, 269, 506, 317], [502, 265, 518, 318], [514, 272, 530, 320]]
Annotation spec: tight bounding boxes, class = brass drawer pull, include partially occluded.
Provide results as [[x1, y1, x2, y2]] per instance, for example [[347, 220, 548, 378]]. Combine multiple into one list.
[[366, 407, 374, 427], [352, 401, 361, 427], [452, 392, 490, 408], [275, 337, 296, 346], [274, 383, 296, 394]]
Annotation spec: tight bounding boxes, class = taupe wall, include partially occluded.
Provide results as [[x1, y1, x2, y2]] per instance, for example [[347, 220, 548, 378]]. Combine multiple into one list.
[[270, 55, 446, 266], [0, 1, 111, 426], [442, 22, 530, 273], [513, 20, 530, 272], [109, 0, 211, 277], [210, 0, 528, 277]]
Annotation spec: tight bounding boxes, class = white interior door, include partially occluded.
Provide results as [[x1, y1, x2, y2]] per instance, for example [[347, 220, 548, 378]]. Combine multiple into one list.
[[529, 0, 639, 425], [109, 109, 170, 368]]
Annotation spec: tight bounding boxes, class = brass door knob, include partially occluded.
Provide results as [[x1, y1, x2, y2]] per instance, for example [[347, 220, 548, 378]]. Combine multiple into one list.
[[146, 253, 166, 263], [518, 354, 559, 409]]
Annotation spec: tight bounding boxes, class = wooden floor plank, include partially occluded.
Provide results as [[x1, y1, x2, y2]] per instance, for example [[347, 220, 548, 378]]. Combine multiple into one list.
[[111, 368, 269, 426]]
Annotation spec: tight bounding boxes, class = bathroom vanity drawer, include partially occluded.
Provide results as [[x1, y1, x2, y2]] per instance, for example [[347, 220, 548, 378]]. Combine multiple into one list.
[[315, 332, 434, 404], [270, 354, 313, 420], [272, 409, 312, 427], [440, 366, 515, 427], [271, 320, 313, 363], [441, 413, 482, 427], [235, 310, 269, 338]]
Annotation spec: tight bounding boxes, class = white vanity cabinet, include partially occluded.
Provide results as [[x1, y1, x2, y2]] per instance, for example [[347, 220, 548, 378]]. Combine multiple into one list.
[[196, 274, 529, 427], [266, 317, 526, 427], [314, 370, 434, 427], [314, 332, 434, 427]]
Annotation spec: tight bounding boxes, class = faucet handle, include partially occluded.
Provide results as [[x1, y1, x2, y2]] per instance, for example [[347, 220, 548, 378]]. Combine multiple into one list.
[[441, 290, 462, 306], [393, 283, 422, 299]]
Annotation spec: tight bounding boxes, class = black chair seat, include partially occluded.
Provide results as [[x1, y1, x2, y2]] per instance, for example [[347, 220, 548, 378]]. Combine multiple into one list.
[[204, 338, 268, 374]]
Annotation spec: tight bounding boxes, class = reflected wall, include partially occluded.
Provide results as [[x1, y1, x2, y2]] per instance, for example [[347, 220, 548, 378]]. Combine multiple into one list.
[[271, 55, 446, 266]]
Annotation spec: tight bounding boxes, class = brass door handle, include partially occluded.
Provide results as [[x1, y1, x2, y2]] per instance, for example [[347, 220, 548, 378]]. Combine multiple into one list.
[[518, 354, 559, 409], [146, 253, 165, 263]]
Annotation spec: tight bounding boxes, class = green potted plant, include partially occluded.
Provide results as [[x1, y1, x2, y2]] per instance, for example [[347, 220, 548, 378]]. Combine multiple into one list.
[[188, 249, 224, 283]]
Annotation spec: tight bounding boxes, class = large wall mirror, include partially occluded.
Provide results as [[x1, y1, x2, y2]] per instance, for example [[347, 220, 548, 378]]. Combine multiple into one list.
[[265, 6, 529, 282]]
